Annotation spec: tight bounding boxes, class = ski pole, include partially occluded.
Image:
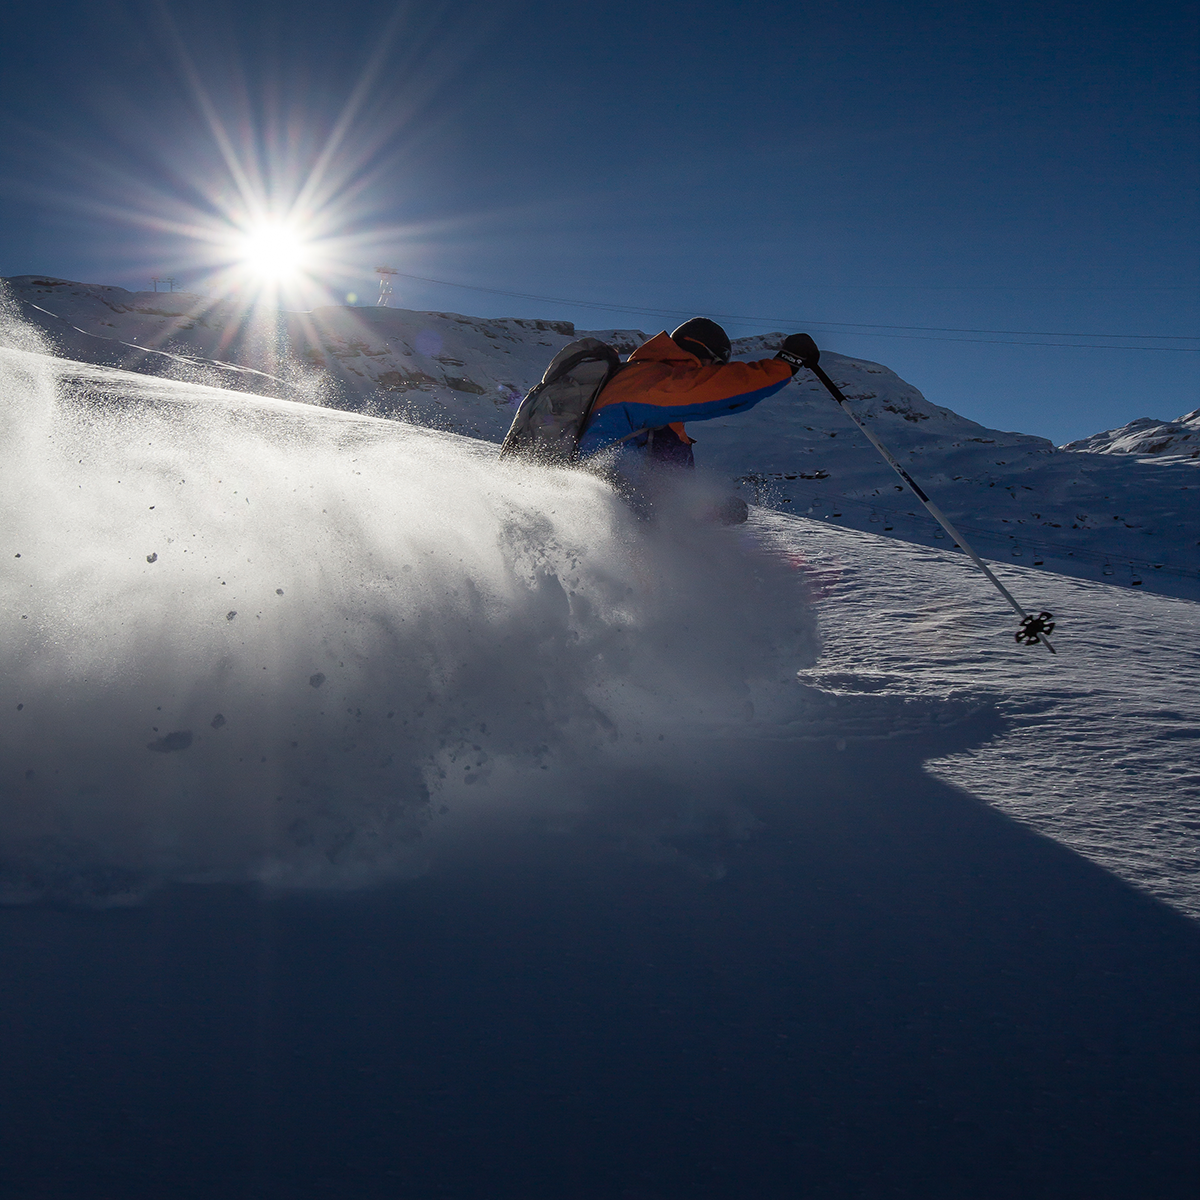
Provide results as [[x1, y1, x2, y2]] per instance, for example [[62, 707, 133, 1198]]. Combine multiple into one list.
[[804, 361, 1056, 655]]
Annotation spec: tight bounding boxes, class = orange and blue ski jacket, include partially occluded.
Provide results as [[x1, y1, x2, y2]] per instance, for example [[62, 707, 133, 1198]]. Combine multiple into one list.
[[577, 332, 794, 459]]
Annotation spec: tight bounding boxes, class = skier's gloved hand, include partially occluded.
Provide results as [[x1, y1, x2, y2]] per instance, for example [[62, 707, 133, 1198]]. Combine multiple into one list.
[[775, 333, 820, 373]]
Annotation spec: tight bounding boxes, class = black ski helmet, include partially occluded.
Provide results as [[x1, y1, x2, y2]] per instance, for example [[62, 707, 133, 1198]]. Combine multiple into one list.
[[670, 317, 731, 364]]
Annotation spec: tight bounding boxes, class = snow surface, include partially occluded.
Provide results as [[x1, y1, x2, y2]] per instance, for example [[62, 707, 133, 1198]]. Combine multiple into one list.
[[2, 332, 1197, 920], [757, 515, 1200, 918], [7, 275, 1197, 603]]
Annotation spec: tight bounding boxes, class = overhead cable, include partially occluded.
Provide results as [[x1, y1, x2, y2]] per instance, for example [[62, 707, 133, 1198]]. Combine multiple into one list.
[[386, 270, 1200, 352]]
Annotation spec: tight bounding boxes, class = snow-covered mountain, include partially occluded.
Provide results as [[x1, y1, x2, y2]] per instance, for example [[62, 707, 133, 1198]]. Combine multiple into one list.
[[5, 275, 1197, 600], [1062, 408, 1199, 458]]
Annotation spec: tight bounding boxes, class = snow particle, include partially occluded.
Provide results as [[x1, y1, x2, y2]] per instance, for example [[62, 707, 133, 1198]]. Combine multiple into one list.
[[226, 611, 237, 621], [146, 552, 158, 563], [309, 672, 326, 688], [211, 714, 226, 729]]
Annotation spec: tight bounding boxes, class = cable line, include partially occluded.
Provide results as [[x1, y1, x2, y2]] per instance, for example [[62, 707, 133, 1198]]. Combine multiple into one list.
[[386, 270, 1200, 350]]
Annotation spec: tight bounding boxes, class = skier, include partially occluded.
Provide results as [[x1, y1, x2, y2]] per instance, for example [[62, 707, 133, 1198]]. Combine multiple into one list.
[[574, 318, 818, 519], [577, 318, 818, 467]]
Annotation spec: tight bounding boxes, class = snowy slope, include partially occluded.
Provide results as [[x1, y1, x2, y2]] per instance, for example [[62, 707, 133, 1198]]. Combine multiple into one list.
[[707, 346, 1200, 601], [758, 515, 1200, 917], [1, 274, 645, 435], [5, 275, 1197, 600], [3, 275, 328, 399], [2, 342, 1197, 919]]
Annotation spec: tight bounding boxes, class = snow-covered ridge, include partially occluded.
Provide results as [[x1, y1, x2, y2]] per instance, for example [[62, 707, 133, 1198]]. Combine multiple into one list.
[[1062, 409, 1200, 459], [4, 275, 1197, 600]]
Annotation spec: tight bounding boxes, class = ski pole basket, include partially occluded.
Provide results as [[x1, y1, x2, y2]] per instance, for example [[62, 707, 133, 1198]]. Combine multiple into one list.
[[1015, 612, 1056, 646]]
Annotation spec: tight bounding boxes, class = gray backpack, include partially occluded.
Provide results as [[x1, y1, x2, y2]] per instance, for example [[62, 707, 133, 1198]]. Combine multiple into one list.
[[499, 337, 622, 463]]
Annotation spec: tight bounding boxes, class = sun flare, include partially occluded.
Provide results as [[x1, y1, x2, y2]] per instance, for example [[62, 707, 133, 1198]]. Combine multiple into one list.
[[236, 222, 309, 281]]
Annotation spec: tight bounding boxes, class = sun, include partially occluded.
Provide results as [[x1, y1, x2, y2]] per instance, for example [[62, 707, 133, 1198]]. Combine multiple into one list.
[[235, 221, 309, 281]]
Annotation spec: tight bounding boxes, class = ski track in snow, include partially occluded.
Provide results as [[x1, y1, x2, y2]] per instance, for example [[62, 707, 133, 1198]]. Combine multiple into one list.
[[754, 511, 1200, 919]]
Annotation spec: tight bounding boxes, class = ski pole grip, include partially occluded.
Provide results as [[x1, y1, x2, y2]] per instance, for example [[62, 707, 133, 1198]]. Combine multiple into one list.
[[776, 333, 821, 372]]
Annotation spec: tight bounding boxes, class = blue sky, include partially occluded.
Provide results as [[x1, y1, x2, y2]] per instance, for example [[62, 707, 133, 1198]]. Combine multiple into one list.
[[0, 0, 1196, 443]]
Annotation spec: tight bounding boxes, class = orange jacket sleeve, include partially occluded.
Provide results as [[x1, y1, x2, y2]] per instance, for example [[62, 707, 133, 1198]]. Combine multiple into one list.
[[578, 332, 792, 457]]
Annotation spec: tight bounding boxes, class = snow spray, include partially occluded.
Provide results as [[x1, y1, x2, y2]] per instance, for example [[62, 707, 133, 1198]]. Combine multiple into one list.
[[0, 326, 818, 904]]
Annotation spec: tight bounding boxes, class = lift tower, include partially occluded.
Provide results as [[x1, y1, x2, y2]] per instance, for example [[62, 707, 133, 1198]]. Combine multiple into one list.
[[375, 265, 397, 307]]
